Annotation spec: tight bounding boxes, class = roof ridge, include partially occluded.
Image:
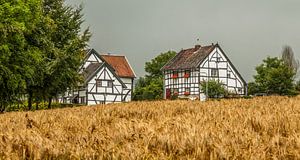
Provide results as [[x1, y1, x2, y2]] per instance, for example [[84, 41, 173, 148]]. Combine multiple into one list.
[[100, 54, 125, 57]]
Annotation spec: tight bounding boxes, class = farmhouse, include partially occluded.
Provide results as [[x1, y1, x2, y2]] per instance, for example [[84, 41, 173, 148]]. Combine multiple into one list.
[[60, 49, 135, 105], [161, 43, 246, 99]]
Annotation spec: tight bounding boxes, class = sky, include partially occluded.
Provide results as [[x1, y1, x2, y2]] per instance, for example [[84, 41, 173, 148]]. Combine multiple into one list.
[[66, 0, 300, 81]]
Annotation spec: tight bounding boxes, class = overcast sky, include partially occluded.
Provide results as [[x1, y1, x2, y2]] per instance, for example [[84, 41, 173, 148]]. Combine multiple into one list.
[[66, 0, 300, 81]]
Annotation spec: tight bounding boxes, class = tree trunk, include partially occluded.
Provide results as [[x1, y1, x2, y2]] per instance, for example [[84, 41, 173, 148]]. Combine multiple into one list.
[[28, 90, 33, 110], [35, 101, 39, 110], [0, 104, 4, 113], [48, 97, 52, 109]]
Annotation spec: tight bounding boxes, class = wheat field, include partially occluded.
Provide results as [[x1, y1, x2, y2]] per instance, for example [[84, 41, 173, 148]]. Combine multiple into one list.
[[0, 96, 300, 159]]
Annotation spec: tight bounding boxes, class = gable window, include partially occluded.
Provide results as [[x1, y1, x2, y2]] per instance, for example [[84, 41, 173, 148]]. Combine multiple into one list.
[[96, 80, 102, 87], [211, 69, 219, 77], [227, 73, 231, 78], [108, 81, 113, 88], [96, 79, 113, 88]]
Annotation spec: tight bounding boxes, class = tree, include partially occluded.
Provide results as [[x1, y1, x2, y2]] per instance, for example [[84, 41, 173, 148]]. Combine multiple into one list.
[[247, 82, 261, 95], [25, 0, 91, 109], [254, 57, 297, 95], [133, 77, 164, 100], [200, 80, 227, 98], [145, 51, 176, 79], [0, 0, 90, 111], [296, 80, 300, 92], [133, 51, 176, 100], [281, 45, 299, 75], [0, 0, 43, 111]]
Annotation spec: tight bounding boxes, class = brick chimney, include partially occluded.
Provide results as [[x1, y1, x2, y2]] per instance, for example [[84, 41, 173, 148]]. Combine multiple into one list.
[[195, 45, 201, 49]]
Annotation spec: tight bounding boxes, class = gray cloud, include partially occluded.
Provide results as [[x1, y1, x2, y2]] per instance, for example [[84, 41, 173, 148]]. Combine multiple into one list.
[[67, 0, 300, 81]]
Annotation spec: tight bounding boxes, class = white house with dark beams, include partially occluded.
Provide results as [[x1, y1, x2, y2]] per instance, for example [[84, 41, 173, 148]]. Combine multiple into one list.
[[60, 49, 136, 105], [161, 43, 247, 99]]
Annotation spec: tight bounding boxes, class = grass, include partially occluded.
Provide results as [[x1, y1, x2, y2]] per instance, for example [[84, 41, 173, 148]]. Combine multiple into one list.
[[0, 96, 300, 159]]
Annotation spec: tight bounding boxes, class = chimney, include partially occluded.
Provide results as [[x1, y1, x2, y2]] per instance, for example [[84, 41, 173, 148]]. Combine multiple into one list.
[[195, 45, 201, 49]]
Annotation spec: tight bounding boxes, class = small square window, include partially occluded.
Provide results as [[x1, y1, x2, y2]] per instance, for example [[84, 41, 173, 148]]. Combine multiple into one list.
[[171, 88, 179, 95], [227, 73, 231, 78], [211, 69, 218, 77], [173, 71, 178, 76], [238, 88, 242, 92], [96, 80, 102, 87], [108, 81, 113, 88], [185, 88, 190, 92]]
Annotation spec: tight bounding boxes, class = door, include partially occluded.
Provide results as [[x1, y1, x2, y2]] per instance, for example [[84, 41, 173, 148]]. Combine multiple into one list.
[[166, 89, 171, 99]]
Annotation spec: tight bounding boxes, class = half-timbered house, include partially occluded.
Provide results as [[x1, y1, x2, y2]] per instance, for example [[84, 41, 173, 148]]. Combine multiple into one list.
[[60, 49, 136, 105], [161, 43, 247, 100]]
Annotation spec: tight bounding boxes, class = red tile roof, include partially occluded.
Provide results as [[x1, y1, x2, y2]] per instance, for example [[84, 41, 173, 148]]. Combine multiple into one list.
[[101, 55, 136, 78]]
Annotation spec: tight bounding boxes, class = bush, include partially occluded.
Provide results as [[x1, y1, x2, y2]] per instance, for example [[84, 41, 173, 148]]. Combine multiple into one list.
[[200, 80, 227, 98]]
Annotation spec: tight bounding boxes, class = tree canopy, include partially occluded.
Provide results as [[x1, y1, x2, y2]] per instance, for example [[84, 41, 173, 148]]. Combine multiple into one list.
[[133, 51, 176, 101], [0, 0, 90, 111], [145, 51, 176, 79], [253, 57, 297, 95]]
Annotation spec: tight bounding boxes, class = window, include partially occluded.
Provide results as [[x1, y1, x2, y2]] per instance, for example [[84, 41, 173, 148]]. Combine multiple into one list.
[[184, 88, 190, 95], [211, 69, 219, 77], [80, 97, 85, 104], [108, 81, 113, 88], [227, 73, 231, 78], [172, 88, 179, 95], [172, 71, 178, 78], [174, 88, 179, 93], [96, 79, 113, 88], [96, 80, 102, 87], [238, 88, 242, 92], [184, 70, 190, 78], [174, 78, 179, 84]]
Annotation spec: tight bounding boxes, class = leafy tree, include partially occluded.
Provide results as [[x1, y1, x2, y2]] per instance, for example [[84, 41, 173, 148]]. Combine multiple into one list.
[[200, 80, 227, 98], [25, 0, 91, 109], [281, 45, 299, 75], [0, 0, 43, 111], [133, 51, 176, 100], [247, 82, 261, 95], [254, 57, 297, 95], [145, 51, 176, 79], [133, 77, 163, 100], [296, 80, 300, 92], [0, 0, 90, 111]]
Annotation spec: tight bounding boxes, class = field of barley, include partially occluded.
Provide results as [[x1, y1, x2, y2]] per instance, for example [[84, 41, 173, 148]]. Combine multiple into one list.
[[0, 96, 300, 159]]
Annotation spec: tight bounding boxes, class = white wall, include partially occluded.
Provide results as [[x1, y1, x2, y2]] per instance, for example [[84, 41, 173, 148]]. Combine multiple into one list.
[[163, 47, 246, 99]]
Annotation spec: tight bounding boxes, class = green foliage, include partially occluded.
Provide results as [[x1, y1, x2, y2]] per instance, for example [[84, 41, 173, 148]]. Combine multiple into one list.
[[0, 0, 43, 111], [145, 51, 176, 79], [133, 51, 176, 101], [254, 57, 297, 95], [296, 80, 300, 92], [133, 78, 164, 101], [0, 0, 90, 111], [247, 82, 261, 95], [200, 80, 227, 98]]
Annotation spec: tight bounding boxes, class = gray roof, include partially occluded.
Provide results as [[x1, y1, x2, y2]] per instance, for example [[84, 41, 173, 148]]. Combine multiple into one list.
[[82, 63, 103, 80], [161, 44, 216, 70]]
